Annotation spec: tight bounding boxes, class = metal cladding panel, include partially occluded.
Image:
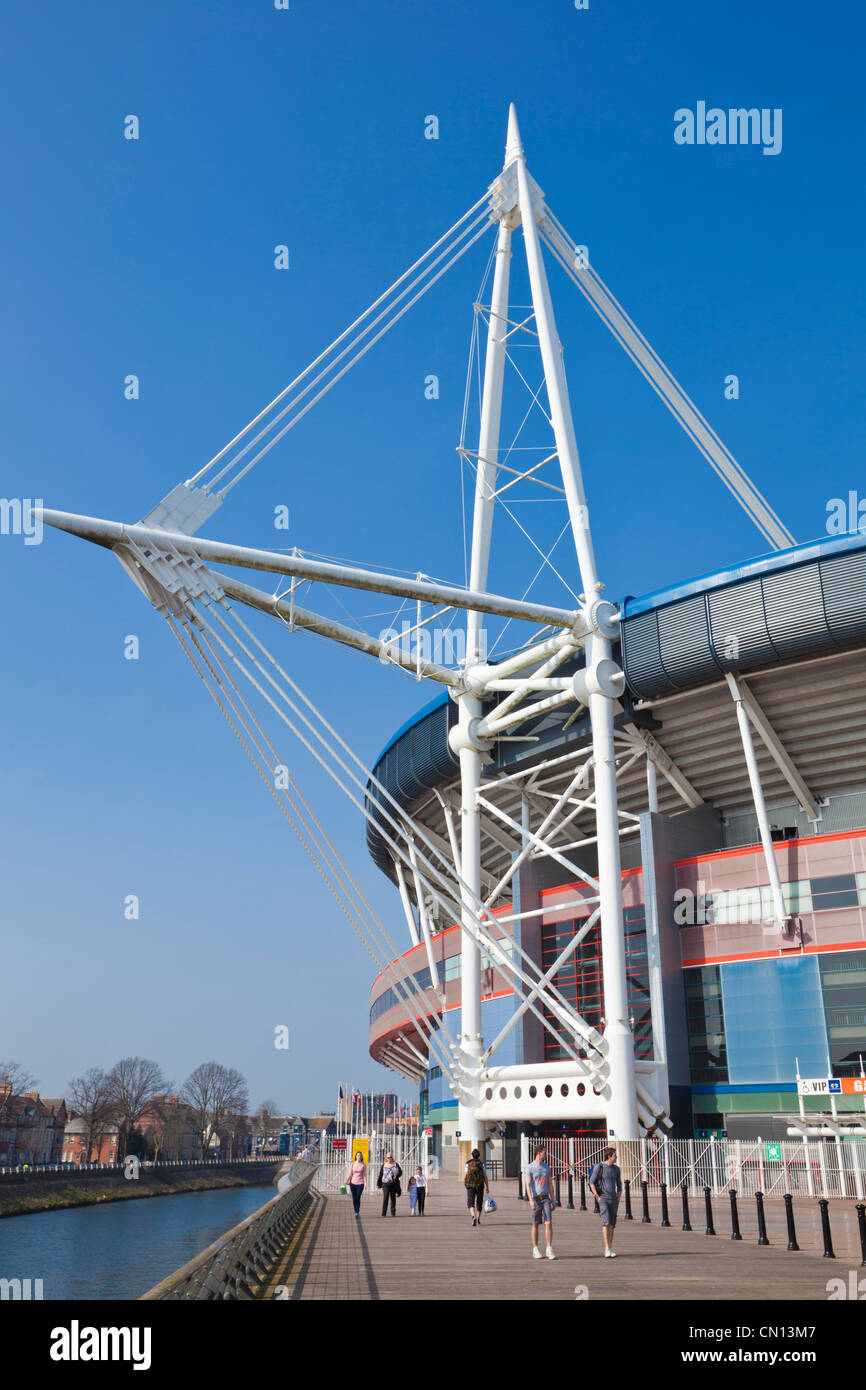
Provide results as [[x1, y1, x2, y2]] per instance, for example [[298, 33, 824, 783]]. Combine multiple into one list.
[[365, 699, 457, 875], [656, 593, 720, 689], [761, 562, 834, 659], [708, 579, 778, 670], [820, 548, 866, 638], [620, 608, 678, 698]]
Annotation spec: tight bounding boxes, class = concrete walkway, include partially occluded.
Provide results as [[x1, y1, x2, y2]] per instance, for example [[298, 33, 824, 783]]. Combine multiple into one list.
[[263, 1175, 862, 1301]]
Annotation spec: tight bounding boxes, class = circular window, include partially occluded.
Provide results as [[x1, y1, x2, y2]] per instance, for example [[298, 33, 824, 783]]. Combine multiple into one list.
[[528, 1085, 537, 1099], [593, 1085, 603, 1096], [499, 1086, 507, 1100], [514, 1086, 522, 1099], [576, 1083, 585, 1096], [544, 1084, 553, 1098], [484, 1087, 493, 1100], [560, 1083, 569, 1097]]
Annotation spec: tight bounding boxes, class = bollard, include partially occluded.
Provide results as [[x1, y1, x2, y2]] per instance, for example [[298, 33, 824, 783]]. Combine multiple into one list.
[[517, 1169, 524, 1202], [784, 1193, 800, 1252], [555, 1172, 562, 1208], [681, 1182, 692, 1231], [855, 1204, 866, 1267], [623, 1178, 633, 1220], [579, 1174, 587, 1212], [755, 1191, 770, 1246], [641, 1179, 651, 1223], [703, 1186, 716, 1236], [567, 1173, 574, 1210], [660, 1181, 671, 1228], [819, 1198, 835, 1258], [729, 1189, 742, 1240]]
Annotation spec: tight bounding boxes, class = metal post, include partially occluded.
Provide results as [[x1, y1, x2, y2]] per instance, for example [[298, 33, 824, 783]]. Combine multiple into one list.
[[784, 1193, 800, 1251], [555, 1171, 561, 1208], [681, 1182, 692, 1231], [514, 107, 638, 1140], [646, 757, 658, 813], [703, 1186, 716, 1236], [855, 1203, 866, 1267], [726, 675, 787, 925], [853, 1137, 864, 1202], [729, 1189, 742, 1240], [580, 1174, 587, 1212], [641, 1179, 651, 1223], [818, 1198, 835, 1258], [660, 1182, 671, 1228], [623, 1178, 631, 1219], [818, 1140, 829, 1199], [567, 1171, 574, 1210], [803, 1133, 814, 1197], [755, 1190, 769, 1245], [689, 1138, 697, 1198]]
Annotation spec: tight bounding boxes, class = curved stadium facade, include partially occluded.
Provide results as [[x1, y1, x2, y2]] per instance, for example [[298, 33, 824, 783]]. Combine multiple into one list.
[[366, 532, 866, 1168]]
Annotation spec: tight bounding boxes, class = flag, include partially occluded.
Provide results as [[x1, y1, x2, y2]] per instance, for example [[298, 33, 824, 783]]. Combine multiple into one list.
[[339, 1085, 344, 1100]]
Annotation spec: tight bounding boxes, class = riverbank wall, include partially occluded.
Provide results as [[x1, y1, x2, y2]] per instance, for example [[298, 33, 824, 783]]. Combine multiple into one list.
[[0, 1160, 286, 1218]]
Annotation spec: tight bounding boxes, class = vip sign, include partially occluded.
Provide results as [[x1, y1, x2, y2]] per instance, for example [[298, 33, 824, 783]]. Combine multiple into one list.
[[797, 1077, 863, 1096]]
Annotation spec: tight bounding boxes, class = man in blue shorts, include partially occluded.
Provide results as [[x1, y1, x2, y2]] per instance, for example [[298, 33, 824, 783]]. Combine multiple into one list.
[[589, 1146, 623, 1256], [526, 1144, 556, 1260]]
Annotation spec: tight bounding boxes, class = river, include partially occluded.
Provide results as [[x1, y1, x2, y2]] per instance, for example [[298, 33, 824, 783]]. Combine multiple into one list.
[[0, 1183, 274, 1300]]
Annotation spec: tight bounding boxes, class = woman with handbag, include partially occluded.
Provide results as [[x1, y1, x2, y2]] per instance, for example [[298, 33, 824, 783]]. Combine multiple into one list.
[[376, 1153, 403, 1216]]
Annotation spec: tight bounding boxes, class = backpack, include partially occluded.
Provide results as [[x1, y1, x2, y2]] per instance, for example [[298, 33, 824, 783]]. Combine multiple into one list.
[[465, 1159, 485, 1191]]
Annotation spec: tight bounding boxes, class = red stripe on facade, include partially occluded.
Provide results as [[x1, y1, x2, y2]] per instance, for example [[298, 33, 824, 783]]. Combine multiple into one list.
[[369, 988, 516, 1047], [676, 827, 866, 869], [682, 940, 866, 968]]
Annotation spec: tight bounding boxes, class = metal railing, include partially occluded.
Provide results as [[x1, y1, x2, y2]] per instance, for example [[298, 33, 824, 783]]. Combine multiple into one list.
[[140, 1162, 316, 1300], [0, 1155, 284, 1176], [523, 1135, 866, 1201]]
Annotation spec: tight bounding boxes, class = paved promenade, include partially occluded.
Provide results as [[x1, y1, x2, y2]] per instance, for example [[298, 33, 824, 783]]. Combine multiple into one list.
[[262, 1174, 863, 1301]]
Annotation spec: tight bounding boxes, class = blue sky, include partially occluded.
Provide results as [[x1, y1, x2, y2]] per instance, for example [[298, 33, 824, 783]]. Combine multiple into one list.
[[1, 1, 864, 1113]]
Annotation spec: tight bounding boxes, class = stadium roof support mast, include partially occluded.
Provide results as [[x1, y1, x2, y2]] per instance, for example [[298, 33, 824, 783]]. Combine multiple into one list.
[[453, 108, 640, 1145], [454, 186, 514, 1153], [512, 108, 638, 1140]]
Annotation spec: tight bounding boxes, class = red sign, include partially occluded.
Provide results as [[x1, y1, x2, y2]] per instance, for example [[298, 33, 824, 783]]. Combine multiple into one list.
[[332, 1138, 347, 1150], [423, 1128, 433, 1137]]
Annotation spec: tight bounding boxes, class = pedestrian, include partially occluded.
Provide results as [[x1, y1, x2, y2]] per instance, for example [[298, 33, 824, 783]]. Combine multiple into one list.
[[346, 1150, 366, 1218], [376, 1152, 402, 1216], [526, 1144, 555, 1259], [414, 1164, 427, 1215], [588, 1147, 623, 1256], [464, 1148, 489, 1227], [408, 1171, 418, 1214]]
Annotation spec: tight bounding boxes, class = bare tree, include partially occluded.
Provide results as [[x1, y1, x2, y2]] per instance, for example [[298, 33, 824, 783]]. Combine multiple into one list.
[[0, 1061, 37, 1097], [255, 1099, 279, 1150], [180, 1062, 249, 1157], [106, 1057, 169, 1160], [68, 1068, 115, 1163]]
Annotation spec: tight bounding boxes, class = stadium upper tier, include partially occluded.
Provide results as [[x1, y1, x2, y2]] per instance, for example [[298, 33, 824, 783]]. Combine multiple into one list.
[[365, 532, 866, 886]]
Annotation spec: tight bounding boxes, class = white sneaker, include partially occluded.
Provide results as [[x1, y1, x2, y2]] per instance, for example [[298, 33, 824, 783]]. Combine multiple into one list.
[[608, 1250, 617, 1258], [532, 1247, 543, 1259], [546, 1247, 556, 1260]]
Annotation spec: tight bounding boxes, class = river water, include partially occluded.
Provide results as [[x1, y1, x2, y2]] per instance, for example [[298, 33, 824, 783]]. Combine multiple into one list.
[[0, 1184, 274, 1300]]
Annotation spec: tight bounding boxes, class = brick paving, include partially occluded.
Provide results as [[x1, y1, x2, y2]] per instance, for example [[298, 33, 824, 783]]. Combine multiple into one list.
[[262, 1174, 864, 1301]]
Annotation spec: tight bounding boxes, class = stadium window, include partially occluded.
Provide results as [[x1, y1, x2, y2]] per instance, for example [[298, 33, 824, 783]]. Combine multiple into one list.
[[810, 874, 859, 911]]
